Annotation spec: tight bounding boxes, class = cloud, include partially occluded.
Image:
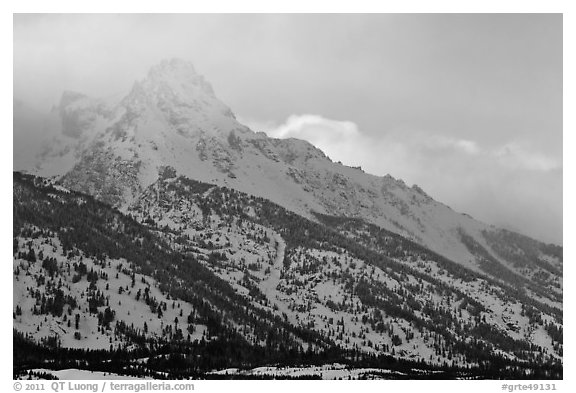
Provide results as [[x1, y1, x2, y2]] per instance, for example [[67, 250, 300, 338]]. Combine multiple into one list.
[[425, 136, 480, 155], [252, 114, 560, 173], [267, 114, 360, 141], [493, 143, 561, 172], [248, 114, 562, 244]]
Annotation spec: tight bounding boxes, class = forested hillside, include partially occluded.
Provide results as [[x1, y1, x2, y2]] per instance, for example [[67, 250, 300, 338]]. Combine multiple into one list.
[[13, 171, 562, 379]]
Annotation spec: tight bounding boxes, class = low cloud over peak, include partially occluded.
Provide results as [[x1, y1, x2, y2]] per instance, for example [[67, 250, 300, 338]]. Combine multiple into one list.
[[241, 113, 562, 245]]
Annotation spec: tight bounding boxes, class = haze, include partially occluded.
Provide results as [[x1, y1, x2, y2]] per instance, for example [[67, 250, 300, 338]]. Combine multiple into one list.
[[13, 14, 563, 244]]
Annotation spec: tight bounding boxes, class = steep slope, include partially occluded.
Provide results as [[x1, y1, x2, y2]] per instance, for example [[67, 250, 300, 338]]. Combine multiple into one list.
[[13, 171, 562, 379], [128, 169, 562, 366], [26, 58, 561, 295], [13, 172, 339, 378]]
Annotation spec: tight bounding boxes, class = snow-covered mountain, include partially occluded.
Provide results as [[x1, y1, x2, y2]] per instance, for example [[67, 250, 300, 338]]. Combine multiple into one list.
[[24, 58, 560, 284], [13, 58, 563, 379], [12, 172, 563, 378]]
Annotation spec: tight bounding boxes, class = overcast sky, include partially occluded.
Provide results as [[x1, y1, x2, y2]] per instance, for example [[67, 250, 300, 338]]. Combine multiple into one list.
[[13, 13, 563, 244]]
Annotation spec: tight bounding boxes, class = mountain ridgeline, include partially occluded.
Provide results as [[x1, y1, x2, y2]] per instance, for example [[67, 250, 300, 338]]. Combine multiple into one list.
[[13, 59, 562, 379], [25, 58, 560, 271]]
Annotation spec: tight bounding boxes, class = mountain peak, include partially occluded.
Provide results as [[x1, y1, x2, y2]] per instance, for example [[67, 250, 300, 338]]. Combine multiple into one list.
[[118, 58, 237, 130], [147, 58, 198, 82], [154, 57, 197, 73], [144, 58, 215, 97]]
